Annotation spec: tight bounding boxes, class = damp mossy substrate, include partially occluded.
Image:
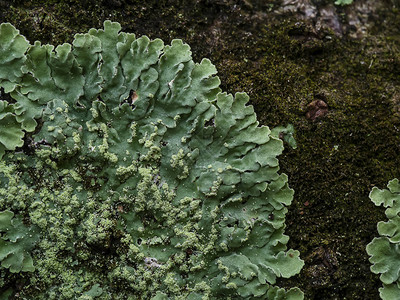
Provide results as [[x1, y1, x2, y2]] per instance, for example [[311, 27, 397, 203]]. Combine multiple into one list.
[[2, 1, 400, 299]]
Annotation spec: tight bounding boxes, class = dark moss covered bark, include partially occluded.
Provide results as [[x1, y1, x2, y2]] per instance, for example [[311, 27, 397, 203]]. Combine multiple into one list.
[[1, 0, 400, 299]]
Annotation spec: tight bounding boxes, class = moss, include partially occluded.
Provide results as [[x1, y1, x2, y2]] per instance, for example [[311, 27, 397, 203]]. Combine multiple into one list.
[[236, 20, 400, 300], [1, 0, 400, 299], [215, 12, 400, 299]]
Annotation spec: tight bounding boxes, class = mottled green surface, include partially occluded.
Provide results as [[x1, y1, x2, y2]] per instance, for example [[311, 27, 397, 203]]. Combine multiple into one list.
[[0, 21, 304, 299], [0, 0, 400, 299]]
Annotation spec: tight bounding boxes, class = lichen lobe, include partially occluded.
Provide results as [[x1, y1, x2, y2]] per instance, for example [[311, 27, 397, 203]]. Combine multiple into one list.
[[0, 21, 303, 299]]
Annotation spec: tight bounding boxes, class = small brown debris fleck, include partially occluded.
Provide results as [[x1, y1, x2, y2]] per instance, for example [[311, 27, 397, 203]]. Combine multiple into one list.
[[130, 91, 138, 104], [306, 100, 328, 121], [117, 205, 124, 213]]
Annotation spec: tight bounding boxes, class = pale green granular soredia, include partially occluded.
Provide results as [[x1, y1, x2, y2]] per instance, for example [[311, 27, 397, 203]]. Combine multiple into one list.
[[0, 21, 304, 299], [334, 0, 353, 5], [367, 179, 400, 300]]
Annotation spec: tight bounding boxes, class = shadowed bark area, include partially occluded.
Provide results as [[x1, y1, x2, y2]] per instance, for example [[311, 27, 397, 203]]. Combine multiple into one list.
[[1, 0, 400, 299]]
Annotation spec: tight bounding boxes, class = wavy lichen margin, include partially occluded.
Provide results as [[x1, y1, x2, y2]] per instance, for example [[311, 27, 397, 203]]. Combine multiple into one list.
[[0, 209, 39, 273], [367, 179, 400, 299], [0, 21, 304, 299]]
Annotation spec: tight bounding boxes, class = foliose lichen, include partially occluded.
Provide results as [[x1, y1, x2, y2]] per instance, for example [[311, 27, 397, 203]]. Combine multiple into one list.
[[367, 179, 400, 299], [0, 21, 303, 299]]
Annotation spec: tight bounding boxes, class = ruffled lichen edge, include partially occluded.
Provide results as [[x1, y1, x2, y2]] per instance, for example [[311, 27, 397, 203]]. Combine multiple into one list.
[[0, 21, 304, 299], [367, 179, 400, 299]]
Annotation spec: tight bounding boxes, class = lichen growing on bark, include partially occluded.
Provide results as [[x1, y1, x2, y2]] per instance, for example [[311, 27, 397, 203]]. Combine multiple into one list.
[[0, 21, 303, 299], [2, 1, 400, 299]]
